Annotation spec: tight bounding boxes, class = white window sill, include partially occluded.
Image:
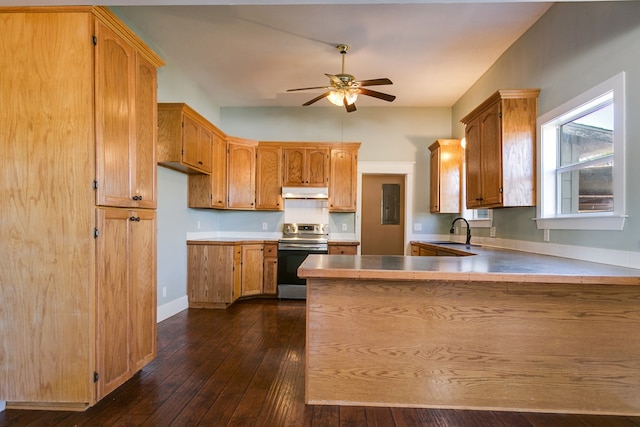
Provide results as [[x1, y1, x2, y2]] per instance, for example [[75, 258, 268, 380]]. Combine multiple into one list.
[[533, 215, 627, 231]]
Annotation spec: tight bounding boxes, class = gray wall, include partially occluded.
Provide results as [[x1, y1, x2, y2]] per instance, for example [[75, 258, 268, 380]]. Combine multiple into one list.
[[451, 1, 640, 252], [119, 2, 640, 311]]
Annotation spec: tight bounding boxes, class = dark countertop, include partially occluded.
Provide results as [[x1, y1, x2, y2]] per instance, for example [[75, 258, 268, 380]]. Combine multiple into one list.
[[188, 237, 359, 245], [298, 242, 640, 285]]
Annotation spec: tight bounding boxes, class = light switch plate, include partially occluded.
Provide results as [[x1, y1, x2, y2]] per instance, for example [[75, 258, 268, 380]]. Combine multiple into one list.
[[414, 223, 422, 231]]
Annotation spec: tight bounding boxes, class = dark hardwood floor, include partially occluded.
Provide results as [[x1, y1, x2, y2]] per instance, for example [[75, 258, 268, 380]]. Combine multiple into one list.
[[2, 299, 640, 426]]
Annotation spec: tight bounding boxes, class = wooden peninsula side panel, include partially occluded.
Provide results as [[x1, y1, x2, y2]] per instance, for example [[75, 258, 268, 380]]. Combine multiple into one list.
[[303, 255, 640, 415]]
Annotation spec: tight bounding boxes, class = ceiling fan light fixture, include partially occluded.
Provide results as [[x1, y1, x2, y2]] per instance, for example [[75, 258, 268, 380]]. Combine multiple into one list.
[[327, 89, 358, 106]]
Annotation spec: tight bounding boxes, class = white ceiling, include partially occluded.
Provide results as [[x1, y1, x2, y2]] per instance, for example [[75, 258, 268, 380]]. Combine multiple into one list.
[[8, 1, 557, 108]]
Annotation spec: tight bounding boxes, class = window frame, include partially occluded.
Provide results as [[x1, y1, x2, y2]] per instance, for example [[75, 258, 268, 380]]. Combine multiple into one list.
[[535, 72, 626, 231]]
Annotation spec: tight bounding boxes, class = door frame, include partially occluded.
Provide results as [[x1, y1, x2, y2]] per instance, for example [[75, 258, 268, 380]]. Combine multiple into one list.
[[357, 161, 415, 255]]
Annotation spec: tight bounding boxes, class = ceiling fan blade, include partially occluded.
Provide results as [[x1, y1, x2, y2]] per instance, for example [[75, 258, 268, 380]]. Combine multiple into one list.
[[356, 78, 393, 87], [344, 97, 357, 113], [302, 91, 332, 106], [358, 88, 396, 102], [287, 85, 330, 92]]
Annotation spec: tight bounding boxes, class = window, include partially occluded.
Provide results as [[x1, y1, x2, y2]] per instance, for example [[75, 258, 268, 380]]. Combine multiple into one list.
[[535, 72, 626, 230]]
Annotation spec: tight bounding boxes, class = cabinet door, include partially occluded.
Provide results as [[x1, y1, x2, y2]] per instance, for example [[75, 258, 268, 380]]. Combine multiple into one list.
[[95, 21, 135, 208], [241, 244, 264, 296], [187, 244, 234, 305], [129, 209, 156, 372], [197, 124, 213, 174], [256, 145, 283, 210], [283, 147, 306, 186], [419, 247, 438, 256], [182, 114, 202, 170], [233, 245, 242, 301], [307, 148, 330, 187], [429, 146, 440, 213], [96, 208, 132, 400], [133, 53, 158, 209], [263, 243, 278, 295], [430, 139, 462, 214], [187, 130, 226, 209], [465, 117, 483, 208], [227, 140, 256, 209], [479, 102, 503, 207], [330, 148, 357, 212], [211, 131, 228, 208], [96, 208, 156, 398]]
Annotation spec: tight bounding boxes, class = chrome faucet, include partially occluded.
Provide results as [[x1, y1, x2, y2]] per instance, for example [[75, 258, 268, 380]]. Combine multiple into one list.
[[450, 217, 471, 245]]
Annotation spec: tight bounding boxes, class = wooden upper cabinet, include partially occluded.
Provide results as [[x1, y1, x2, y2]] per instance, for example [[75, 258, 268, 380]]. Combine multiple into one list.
[[132, 53, 158, 209], [95, 21, 159, 209], [157, 103, 213, 174], [283, 146, 329, 187], [210, 130, 227, 208], [227, 136, 257, 209], [428, 139, 463, 213], [182, 113, 213, 173], [187, 126, 227, 209], [329, 145, 360, 212], [460, 89, 539, 209], [256, 143, 283, 210]]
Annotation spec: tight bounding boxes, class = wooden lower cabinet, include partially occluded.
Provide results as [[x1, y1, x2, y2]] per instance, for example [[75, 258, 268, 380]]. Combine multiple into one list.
[[410, 242, 471, 257], [96, 207, 157, 400], [241, 244, 264, 296], [263, 243, 278, 295], [188, 241, 276, 308], [187, 243, 237, 308]]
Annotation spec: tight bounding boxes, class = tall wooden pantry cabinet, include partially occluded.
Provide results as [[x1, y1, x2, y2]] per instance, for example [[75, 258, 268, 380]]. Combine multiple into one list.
[[0, 7, 164, 410]]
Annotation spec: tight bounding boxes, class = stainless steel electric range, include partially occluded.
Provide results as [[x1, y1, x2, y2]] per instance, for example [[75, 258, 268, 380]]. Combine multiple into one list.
[[277, 223, 328, 299]]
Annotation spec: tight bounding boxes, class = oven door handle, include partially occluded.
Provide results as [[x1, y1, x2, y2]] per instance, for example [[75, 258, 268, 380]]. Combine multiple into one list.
[[278, 244, 328, 252]]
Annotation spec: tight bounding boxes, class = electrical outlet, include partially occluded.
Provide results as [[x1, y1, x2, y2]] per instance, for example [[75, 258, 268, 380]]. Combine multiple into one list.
[[341, 223, 347, 231], [490, 226, 496, 238], [544, 229, 550, 242], [262, 222, 268, 231], [414, 223, 422, 231], [162, 287, 167, 298], [197, 221, 201, 230]]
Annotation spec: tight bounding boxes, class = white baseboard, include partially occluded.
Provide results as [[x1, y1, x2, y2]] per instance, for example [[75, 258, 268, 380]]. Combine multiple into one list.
[[157, 295, 188, 323]]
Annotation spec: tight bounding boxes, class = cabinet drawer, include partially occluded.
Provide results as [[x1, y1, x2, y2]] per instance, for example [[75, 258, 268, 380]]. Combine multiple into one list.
[[329, 244, 358, 255], [264, 243, 278, 258]]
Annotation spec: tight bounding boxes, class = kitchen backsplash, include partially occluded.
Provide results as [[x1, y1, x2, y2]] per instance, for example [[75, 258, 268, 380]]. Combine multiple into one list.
[[283, 199, 329, 225]]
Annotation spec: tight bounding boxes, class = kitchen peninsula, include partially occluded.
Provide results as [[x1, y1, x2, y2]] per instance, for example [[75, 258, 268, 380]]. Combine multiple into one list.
[[298, 244, 640, 415]]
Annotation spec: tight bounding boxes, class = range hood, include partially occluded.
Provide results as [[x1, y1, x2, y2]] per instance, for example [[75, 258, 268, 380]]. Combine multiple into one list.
[[282, 186, 329, 199]]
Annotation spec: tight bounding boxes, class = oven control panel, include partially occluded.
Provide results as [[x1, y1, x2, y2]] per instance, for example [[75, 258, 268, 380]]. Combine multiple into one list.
[[282, 223, 328, 236]]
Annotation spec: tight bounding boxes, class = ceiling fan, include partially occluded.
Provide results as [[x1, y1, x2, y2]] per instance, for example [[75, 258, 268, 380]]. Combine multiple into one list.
[[287, 44, 396, 113]]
